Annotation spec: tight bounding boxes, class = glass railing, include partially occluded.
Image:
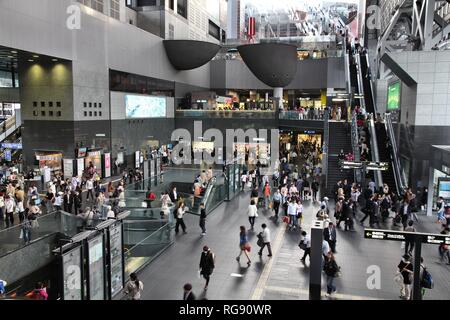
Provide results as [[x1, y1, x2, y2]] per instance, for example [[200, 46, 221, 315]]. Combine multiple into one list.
[[279, 110, 326, 121], [350, 112, 362, 184], [176, 109, 276, 119], [123, 222, 173, 278], [385, 113, 407, 193], [205, 182, 226, 216]]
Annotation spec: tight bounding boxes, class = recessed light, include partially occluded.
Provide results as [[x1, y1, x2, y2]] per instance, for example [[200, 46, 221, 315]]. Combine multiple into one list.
[[52, 58, 58, 62], [7, 56, 13, 58], [28, 59, 34, 62], [11, 51, 17, 54], [33, 55, 39, 58]]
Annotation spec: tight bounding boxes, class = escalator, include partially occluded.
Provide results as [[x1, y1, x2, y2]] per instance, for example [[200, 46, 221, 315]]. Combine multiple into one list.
[[374, 122, 397, 194], [359, 53, 376, 114]]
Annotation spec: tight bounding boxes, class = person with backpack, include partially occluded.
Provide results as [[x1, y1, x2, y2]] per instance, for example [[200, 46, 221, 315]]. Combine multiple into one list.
[[30, 282, 48, 300], [199, 246, 215, 291], [124, 273, 144, 300], [420, 257, 433, 297], [323, 252, 340, 297]]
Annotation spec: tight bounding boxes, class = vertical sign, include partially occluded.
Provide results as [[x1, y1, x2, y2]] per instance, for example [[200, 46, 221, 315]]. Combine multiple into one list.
[[104, 153, 111, 178], [4, 149, 11, 162], [135, 151, 140, 169], [109, 223, 124, 298], [77, 158, 85, 178], [88, 235, 105, 300], [63, 159, 74, 179], [62, 246, 82, 300]]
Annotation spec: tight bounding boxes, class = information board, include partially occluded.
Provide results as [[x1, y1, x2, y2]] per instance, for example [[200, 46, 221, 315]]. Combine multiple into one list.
[[62, 246, 82, 300], [88, 235, 105, 300], [365, 229, 450, 245], [63, 159, 74, 179], [109, 224, 124, 298]]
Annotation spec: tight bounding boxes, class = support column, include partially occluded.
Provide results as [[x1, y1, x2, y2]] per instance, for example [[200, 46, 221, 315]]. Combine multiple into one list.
[[274, 87, 283, 120], [309, 220, 324, 300], [427, 167, 435, 217]]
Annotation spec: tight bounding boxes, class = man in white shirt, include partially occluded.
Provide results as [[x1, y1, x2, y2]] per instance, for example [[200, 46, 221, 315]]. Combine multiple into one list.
[[4, 195, 15, 228], [54, 192, 63, 211], [300, 231, 311, 262], [287, 200, 299, 230], [86, 178, 94, 202], [258, 224, 272, 257]]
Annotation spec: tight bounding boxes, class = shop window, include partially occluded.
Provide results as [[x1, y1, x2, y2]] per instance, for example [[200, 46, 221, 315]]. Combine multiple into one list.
[[49, 101, 53, 107], [57, 102, 61, 107], [33, 101, 37, 107], [57, 111, 62, 117], [41, 111, 45, 116], [41, 101, 45, 107]]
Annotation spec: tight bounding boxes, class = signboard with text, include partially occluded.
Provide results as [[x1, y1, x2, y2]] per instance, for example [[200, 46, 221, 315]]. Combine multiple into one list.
[[365, 229, 450, 245]]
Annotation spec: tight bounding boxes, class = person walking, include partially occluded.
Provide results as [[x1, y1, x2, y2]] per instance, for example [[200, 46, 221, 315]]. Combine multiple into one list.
[[199, 246, 215, 290], [175, 202, 188, 234], [21, 215, 32, 245], [30, 282, 48, 300], [124, 273, 144, 300], [183, 283, 196, 300], [247, 200, 258, 230], [199, 203, 206, 236], [86, 178, 95, 203], [404, 220, 416, 256], [272, 189, 282, 220], [287, 198, 299, 231], [263, 182, 271, 210], [4, 195, 15, 228], [324, 222, 337, 253], [399, 199, 412, 230], [258, 224, 273, 257], [324, 252, 340, 297], [236, 226, 251, 266], [300, 231, 311, 262], [397, 254, 414, 300]]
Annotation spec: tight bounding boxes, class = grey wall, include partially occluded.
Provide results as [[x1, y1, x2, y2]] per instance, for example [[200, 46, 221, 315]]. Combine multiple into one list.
[[18, 60, 74, 121], [0, 88, 20, 102], [210, 57, 346, 90]]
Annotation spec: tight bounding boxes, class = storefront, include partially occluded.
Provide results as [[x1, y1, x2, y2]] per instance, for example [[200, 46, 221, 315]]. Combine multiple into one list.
[[85, 149, 102, 177], [35, 151, 63, 173], [426, 146, 450, 216], [279, 130, 323, 162]]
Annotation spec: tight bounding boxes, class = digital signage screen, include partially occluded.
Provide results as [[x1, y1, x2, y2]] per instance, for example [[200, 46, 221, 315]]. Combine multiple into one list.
[[125, 95, 166, 119], [387, 81, 401, 111]]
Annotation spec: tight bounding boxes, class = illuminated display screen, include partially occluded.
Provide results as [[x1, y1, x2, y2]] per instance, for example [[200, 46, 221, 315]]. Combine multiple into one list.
[[387, 81, 401, 111], [125, 95, 166, 118]]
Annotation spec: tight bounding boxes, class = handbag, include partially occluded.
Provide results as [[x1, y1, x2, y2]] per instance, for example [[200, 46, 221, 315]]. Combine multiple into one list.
[[19, 229, 23, 239], [31, 219, 39, 229], [244, 243, 251, 252]]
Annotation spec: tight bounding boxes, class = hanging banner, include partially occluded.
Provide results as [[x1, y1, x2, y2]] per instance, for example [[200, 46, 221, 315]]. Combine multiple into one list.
[[135, 151, 141, 169], [103, 153, 111, 178]]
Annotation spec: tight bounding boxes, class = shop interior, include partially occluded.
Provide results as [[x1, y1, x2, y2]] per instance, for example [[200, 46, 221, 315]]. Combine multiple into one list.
[[279, 130, 323, 163]]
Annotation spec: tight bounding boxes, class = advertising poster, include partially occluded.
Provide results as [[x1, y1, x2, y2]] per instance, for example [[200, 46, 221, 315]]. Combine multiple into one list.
[[387, 81, 401, 111], [85, 151, 102, 177], [135, 151, 141, 169], [62, 246, 82, 300], [4, 149, 11, 162], [438, 179, 450, 199], [109, 224, 124, 298], [104, 153, 111, 178], [63, 159, 74, 179], [88, 235, 105, 300], [76, 158, 85, 178]]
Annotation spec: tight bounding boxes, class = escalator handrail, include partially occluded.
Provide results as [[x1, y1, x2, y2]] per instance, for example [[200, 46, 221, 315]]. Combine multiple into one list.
[[363, 53, 378, 114], [368, 114, 383, 188], [322, 109, 330, 193], [385, 113, 407, 193], [350, 111, 361, 184], [355, 53, 366, 110]]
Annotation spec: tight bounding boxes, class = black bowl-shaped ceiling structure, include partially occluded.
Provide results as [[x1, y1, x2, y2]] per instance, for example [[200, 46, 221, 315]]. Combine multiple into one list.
[[238, 43, 298, 88], [163, 40, 221, 71]]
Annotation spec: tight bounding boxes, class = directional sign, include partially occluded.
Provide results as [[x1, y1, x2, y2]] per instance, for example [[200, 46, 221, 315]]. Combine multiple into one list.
[[365, 229, 450, 245], [340, 160, 389, 171]]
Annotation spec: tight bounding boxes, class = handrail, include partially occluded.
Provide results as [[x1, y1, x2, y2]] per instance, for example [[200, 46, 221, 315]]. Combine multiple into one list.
[[364, 53, 378, 115], [355, 53, 366, 110], [385, 113, 407, 193], [350, 112, 362, 184], [321, 108, 330, 197], [368, 114, 383, 188], [199, 177, 217, 215]]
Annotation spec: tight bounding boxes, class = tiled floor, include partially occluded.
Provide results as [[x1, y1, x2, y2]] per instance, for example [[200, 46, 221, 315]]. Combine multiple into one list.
[[133, 189, 450, 300]]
